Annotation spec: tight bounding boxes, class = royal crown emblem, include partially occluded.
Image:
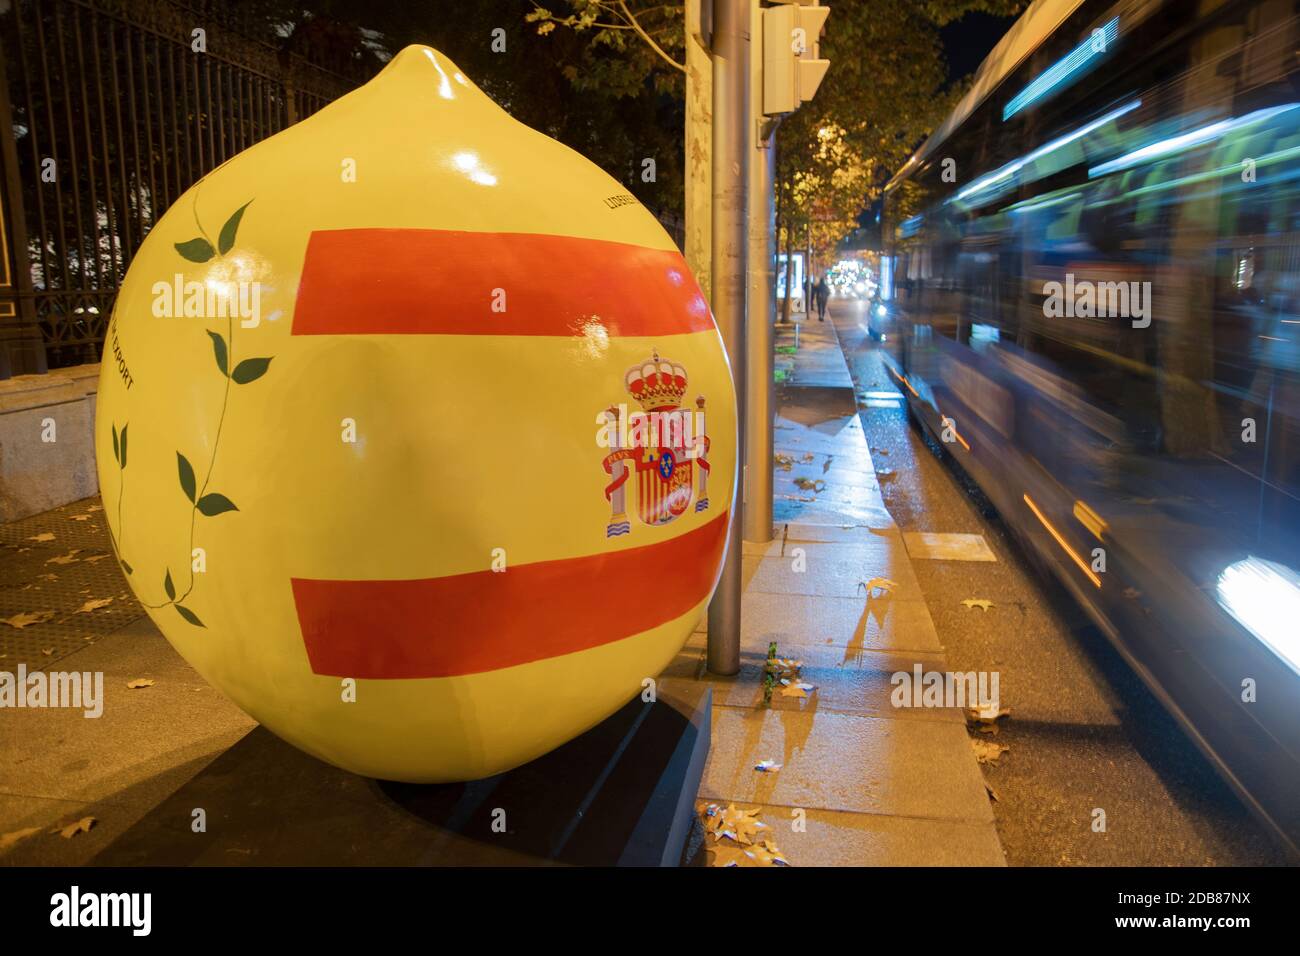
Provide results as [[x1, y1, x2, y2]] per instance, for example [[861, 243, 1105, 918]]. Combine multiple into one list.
[[600, 351, 710, 536]]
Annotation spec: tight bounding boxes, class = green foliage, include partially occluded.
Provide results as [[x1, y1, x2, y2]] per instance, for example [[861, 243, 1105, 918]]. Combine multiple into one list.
[[208, 331, 229, 377], [174, 237, 215, 263], [531, 0, 1027, 259], [218, 201, 253, 256], [177, 452, 197, 504], [175, 604, 205, 628], [231, 357, 272, 384]]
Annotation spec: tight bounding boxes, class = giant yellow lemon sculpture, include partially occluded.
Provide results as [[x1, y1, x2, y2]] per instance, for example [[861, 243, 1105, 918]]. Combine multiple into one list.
[[95, 46, 736, 782]]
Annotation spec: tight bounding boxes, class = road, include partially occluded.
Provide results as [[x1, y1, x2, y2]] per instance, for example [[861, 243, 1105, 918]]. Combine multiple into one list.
[[827, 299, 1289, 866]]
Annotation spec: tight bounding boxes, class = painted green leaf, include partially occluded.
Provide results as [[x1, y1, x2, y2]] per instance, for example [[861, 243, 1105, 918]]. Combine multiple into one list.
[[175, 237, 214, 262], [164, 568, 175, 601], [175, 604, 204, 628], [111, 424, 119, 466], [218, 201, 252, 255], [177, 452, 196, 503], [197, 493, 238, 516], [231, 357, 271, 384], [119, 424, 128, 469], [207, 330, 228, 377]]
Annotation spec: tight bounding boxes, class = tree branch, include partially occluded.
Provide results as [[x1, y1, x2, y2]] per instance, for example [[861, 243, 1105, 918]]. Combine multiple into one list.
[[617, 0, 685, 72]]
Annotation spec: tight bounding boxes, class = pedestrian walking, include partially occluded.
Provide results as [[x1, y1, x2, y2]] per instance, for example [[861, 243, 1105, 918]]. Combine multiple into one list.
[[814, 274, 829, 321]]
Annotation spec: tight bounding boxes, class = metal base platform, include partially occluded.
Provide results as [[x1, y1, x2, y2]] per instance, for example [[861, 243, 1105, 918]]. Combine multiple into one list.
[[92, 687, 711, 867]]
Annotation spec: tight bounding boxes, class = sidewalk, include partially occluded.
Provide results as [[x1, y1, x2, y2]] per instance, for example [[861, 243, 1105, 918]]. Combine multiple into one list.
[[662, 308, 1005, 866]]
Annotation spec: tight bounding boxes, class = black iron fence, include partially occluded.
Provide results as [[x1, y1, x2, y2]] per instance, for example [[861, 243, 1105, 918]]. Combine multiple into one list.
[[0, 0, 374, 375]]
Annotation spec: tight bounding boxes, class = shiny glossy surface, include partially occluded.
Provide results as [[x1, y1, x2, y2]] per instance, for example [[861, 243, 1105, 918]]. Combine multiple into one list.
[[94, 46, 736, 782]]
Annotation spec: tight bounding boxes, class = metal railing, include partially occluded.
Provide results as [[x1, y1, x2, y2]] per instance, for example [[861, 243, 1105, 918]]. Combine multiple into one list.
[[0, 0, 371, 373]]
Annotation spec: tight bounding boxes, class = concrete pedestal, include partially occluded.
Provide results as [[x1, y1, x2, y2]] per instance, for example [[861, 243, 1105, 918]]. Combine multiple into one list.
[[0, 364, 99, 522]]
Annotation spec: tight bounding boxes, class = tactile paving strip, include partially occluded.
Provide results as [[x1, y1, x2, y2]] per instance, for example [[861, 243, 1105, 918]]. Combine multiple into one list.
[[0, 497, 145, 671]]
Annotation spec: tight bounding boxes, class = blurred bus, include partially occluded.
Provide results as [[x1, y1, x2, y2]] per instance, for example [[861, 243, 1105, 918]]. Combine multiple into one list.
[[881, 0, 1300, 854]]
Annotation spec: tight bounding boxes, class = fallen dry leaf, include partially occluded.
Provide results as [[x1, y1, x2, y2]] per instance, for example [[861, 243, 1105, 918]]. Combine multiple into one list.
[[774, 453, 795, 471], [53, 817, 95, 839], [967, 703, 1011, 735], [779, 679, 815, 699], [799, 453, 815, 463], [28, 532, 55, 543], [46, 550, 82, 565], [961, 598, 995, 611], [126, 678, 155, 689], [706, 803, 768, 845], [706, 843, 750, 867], [82, 554, 112, 564], [2, 610, 55, 629], [744, 839, 789, 866], [0, 826, 42, 853], [793, 477, 826, 493], [41, 648, 54, 656], [971, 738, 1009, 765], [859, 577, 898, 597], [73, 597, 114, 614], [700, 804, 789, 866], [69, 514, 92, 522]]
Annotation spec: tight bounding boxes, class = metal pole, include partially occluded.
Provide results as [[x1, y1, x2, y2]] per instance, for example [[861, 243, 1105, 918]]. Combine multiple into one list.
[[743, 0, 775, 545], [806, 222, 813, 311], [707, 0, 749, 676]]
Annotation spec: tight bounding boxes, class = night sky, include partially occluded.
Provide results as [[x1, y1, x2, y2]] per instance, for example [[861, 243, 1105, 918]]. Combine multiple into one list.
[[941, 10, 1018, 81]]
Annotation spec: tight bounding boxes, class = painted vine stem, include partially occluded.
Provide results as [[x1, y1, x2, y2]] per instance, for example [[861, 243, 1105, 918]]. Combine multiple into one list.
[[106, 192, 271, 628]]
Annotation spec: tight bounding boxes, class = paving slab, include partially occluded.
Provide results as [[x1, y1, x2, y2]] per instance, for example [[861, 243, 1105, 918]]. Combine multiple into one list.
[[695, 591, 945, 655], [745, 546, 924, 601], [699, 707, 994, 824], [661, 639, 957, 723], [903, 531, 999, 562], [691, 800, 1006, 867], [0, 619, 256, 826]]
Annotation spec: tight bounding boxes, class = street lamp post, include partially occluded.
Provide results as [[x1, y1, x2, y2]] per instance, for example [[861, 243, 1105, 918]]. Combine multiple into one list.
[[708, 0, 830, 675], [706, 0, 750, 676], [744, 0, 777, 546]]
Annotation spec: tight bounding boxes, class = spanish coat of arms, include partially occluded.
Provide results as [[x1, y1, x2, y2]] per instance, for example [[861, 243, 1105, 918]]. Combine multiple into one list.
[[600, 351, 710, 537]]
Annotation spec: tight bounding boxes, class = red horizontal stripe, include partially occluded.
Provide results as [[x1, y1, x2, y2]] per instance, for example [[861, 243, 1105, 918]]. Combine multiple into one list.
[[292, 229, 713, 337], [291, 512, 728, 679]]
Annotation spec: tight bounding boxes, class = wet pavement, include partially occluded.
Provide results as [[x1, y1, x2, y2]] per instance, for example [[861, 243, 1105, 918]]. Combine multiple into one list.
[[667, 311, 1005, 866]]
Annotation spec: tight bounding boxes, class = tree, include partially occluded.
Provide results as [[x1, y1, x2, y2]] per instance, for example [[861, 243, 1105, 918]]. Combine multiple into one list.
[[528, 0, 1027, 312]]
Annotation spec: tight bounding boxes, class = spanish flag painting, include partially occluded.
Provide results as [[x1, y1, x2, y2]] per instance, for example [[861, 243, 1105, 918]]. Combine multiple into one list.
[[95, 46, 736, 782]]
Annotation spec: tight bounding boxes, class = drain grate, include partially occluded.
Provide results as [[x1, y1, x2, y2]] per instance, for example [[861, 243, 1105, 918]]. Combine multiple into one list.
[[0, 497, 145, 671]]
